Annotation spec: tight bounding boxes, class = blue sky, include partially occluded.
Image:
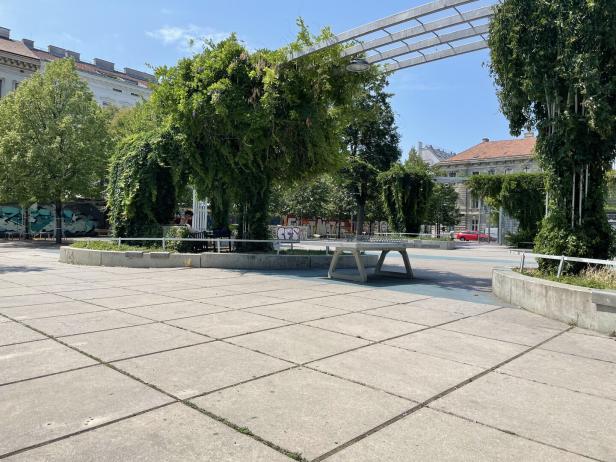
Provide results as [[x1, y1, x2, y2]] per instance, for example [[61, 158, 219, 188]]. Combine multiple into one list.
[[1, 0, 514, 155]]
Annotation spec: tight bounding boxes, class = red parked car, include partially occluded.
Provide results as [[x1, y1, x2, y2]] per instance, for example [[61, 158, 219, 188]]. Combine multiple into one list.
[[454, 230, 490, 241]]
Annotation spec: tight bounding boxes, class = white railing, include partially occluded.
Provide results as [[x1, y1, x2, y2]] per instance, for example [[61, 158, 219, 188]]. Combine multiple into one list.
[[74, 237, 303, 255], [517, 251, 616, 277]]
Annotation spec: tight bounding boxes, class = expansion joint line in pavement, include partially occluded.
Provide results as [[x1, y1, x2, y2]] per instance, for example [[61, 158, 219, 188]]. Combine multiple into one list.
[[0, 296, 504, 461], [0, 309, 307, 461], [311, 326, 577, 462]]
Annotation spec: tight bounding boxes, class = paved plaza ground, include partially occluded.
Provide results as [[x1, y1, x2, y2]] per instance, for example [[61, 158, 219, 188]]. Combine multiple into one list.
[[1, 242, 615, 461]]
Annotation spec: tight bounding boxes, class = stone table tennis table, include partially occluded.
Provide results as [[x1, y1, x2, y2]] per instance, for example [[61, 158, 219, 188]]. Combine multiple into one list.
[[325, 241, 414, 284]]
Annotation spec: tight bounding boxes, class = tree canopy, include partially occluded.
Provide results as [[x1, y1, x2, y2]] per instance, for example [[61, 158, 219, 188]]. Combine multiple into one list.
[[378, 154, 434, 234], [468, 173, 545, 244], [0, 58, 110, 242], [339, 75, 401, 235], [147, 23, 375, 244], [489, 0, 616, 264]]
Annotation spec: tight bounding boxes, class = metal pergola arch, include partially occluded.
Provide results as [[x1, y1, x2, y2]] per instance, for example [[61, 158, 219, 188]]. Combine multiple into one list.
[[290, 0, 498, 73]]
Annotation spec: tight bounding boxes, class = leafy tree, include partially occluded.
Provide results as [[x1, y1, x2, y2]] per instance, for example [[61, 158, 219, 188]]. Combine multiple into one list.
[[340, 76, 401, 235], [489, 0, 616, 266], [151, 24, 374, 248], [426, 183, 460, 237], [0, 58, 110, 243], [468, 173, 546, 244], [379, 155, 434, 234], [107, 129, 185, 237]]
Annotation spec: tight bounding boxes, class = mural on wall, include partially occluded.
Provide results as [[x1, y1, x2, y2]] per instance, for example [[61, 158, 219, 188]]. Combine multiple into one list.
[[0, 203, 104, 237]]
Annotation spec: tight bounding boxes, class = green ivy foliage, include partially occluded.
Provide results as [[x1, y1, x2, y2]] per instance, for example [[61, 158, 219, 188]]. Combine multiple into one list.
[[489, 0, 616, 265], [468, 173, 546, 243], [107, 129, 185, 237], [378, 156, 434, 234], [150, 23, 376, 244]]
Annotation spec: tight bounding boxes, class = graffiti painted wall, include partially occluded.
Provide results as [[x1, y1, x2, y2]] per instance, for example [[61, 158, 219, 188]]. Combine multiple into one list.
[[0, 203, 104, 237]]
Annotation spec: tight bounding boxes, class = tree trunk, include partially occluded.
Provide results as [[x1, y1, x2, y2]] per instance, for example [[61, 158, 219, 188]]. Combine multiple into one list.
[[356, 202, 366, 238], [23, 205, 31, 240], [55, 200, 62, 245]]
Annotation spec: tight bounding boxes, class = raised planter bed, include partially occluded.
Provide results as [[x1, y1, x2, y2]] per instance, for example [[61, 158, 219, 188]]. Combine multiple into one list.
[[493, 268, 616, 335], [59, 246, 378, 271]]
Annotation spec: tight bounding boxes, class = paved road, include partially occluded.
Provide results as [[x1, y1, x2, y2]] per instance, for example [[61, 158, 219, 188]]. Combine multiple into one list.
[[0, 242, 615, 461]]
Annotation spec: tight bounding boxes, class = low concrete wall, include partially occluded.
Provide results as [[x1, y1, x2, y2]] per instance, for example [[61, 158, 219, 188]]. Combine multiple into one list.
[[406, 240, 456, 250], [60, 247, 378, 271], [493, 268, 616, 335]]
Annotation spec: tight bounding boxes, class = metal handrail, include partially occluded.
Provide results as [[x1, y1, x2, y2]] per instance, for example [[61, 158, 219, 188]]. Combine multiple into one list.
[[73, 237, 303, 255], [517, 251, 616, 277]]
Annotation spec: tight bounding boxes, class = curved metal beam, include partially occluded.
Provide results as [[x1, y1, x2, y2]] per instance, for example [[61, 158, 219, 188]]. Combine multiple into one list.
[[342, 6, 493, 58], [290, 0, 477, 60], [383, 39, 488, 72], [367, 23, 490, 64]]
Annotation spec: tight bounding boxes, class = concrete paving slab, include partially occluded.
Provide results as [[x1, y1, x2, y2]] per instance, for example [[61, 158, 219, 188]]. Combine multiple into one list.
[[540, 332, 616, 363], [191, 368, 410, 460], [27, 311, 151, 337], [121, 301, 230, 321], [311, 343, 482, 401], [441, 316, 564, 346], [230, 324, 369, 363], [64, 323, 210, 362], [432, 372, 616, 461], [0, 339, 95, 384], [386, 328, 527, 368], [246, 301, 348, 323], [327, 408, 590, 462], [160, 287, 246, 300], [478, 307, 570, 331], [87, 294, 185, 310], [0, 365, 171, 456], [359, 289, 431, 304], [0, 322, 46, 346], [0, 287, 45, 297], [308, 294, 397, 311], [498, 348, 616, 400], [364, 304, 465, 326], [0, 293, 71, 308], [127, 282, 197, 294], [408, 297, 498, 316], [114, 341, 291, 399], [311, 282, 372, 295], [5, 404, 290, 462], [54, 287, 143, 301], [0, 300, 107, 320], [570, 327, 612, 338], [168, 310, 289, 339], [259, 288, 339, 301], [203, 293, 287, 309], [306, 312, 425, 341]]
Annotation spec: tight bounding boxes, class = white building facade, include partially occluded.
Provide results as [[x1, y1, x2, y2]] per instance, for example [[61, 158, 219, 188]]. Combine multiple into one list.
[[0, 26, 153, 107]]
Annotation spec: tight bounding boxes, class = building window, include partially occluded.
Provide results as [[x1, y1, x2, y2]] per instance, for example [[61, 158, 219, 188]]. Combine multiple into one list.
[[130, 92, 140, 97], [13, 81, 19, 91], [472, 171, 480, 176], [112, 88, 122, 93], [471, 194, 480, 209], [488, 169, 496, 175], [471, 219, 479, 231], [448, 172, 457, 178], [0, 79, 3, 98]]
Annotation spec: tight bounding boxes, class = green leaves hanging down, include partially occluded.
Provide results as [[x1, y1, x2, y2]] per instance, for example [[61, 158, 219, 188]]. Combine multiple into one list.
[[468, 173, 545, 243], [490, 0, 616, 261], [378, 157, 434, 234], [150, 23, 376, 240], [107, 129, 185, 237]]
